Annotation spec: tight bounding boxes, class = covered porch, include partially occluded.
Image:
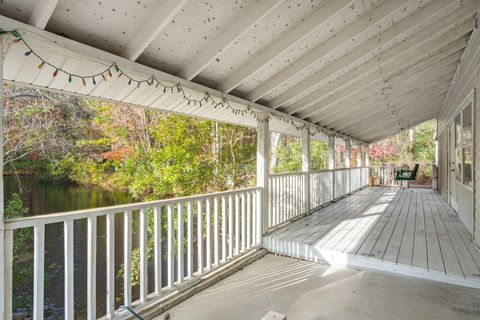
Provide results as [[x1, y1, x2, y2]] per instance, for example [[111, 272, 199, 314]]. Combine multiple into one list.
[[265, 187, 480, 288], [0, 0, 479, 319]]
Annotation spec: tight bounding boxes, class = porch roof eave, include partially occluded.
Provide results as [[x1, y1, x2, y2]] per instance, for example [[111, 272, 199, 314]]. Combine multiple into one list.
[[0, 15, 365, 145]]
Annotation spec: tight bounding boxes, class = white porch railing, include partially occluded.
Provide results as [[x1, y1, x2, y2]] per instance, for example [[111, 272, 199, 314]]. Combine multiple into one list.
[[310, 170, 334, 210], [2, 187, 261, 320], [371, 165, 396, 186], [268, 167, 369, 229], [268, 172, 307, 228]]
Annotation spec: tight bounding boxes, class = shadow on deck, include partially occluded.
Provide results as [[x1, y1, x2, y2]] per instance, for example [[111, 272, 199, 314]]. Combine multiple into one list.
[[264, 187, 480, 288]]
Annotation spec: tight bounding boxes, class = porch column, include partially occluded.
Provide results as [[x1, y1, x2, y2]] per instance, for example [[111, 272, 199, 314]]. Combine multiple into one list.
[[302, 127, 311, 215], [328, 135, 336, 200], [0, 34, 6, 320], [345, 140, 351, 193], [256, 114, 270, 239], [357, 142, 363, 167], [365, 144, 371, 185]]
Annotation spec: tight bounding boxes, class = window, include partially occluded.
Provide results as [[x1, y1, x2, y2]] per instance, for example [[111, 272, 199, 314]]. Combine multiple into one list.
[[455, 114, 461, 181], [462, 103, 473, 186]]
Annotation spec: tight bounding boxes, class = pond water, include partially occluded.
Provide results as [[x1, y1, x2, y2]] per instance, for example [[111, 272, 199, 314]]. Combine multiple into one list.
[[5, 176, 161, 319]]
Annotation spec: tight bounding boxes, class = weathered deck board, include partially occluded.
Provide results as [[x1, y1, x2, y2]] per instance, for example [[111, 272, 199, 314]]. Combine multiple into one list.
[[264, 187, 480, 288]]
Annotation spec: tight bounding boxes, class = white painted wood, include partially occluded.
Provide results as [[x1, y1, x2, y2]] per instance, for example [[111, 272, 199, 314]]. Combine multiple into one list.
[[123, 210, 132, 306], [178, 0, 281, 80], [241, 193, 246, 252], [235, 194, 240, 256], [120, 0, 189, 60], [302, 127, 311, 215], [3, 230, 13, 320], [271, 0, 458, 107], [105, 214, 115, 317], [246, 192, 251, 249], [33, 225, 45, 320], [139, 208, 148, 302], [206, 198, 212, 269], [284, 6, 475, 115], [221, 196, 227, 261], [264, 188, 480, 288], [219, 0, 351, 92], [214, 197, 219, 266], [246, 0, 412, 102], [87, 217, 96, 320], [256, 116, 270, 234], [167, 204, 174, 287], [177, 203, 184, 283], [187, 201, 193, 278], [197, 200, 204, 274], [154, 206, 162, 293], [27, 0, 59, 29], [228, 195, 234, 258]]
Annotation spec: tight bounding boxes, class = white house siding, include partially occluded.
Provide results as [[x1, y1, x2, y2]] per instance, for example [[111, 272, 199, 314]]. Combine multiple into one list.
[[437, 25, 480, 246]]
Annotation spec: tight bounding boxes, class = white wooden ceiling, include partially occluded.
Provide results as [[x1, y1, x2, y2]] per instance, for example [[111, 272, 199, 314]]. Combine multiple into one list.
[[0, 0, 478, 142]]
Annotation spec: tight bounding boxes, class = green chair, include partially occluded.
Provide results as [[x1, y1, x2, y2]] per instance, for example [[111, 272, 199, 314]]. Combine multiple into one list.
[[394, 164, 419, 186]]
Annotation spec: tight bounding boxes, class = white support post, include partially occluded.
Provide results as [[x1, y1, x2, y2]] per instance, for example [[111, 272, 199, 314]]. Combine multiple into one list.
[[302, 127, 311, 214], [345, 140, 351, 193], [328, 135, 336, 200], [365, 144, 371, 181], [0, 33, 6, 320], [256, 114, 269, 238], [357, 143, 363, 168]]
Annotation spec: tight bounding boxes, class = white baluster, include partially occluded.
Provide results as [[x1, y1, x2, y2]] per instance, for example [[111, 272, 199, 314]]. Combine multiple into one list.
[[124, 210, 132, 306], [206, 198, 211, 269], [246, 192, 251, 249], [177, 202, 184, 283], [235, 194, 240, 256], [106, 214, 115, 317], [4, 230, 13, 320], [154, 206, 162, 294], [139, 208, 148, 302], [221, 196, 227, 263], [87, 218, 96, 320], [213, 197, 219, 266], [228, 195, 233, 259], [241, 193, 246, 252], [167, 204, 174, 287], [197, 200, 203, 274], [187, 201, 193, 278]]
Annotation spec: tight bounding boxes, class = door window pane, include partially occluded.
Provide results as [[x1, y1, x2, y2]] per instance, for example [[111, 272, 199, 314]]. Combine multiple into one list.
[[463, 145, 472, 186], [463, 103, 472, 146], [455, 114, 461, 181]]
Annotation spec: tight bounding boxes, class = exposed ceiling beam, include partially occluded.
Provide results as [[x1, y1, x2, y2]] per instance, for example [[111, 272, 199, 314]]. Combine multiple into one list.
[[306, 42, 466, 124], [269, 0, 467, 109], [308, 49, 464, 125], [338, 88, 450, 136], [364, 110, 440, 142], [329, 75, 456, 131], [346, 100, 444, 139], [244, 0, 412, 102], [281, 4, 476, 115], [120, 0, 189, 61], [27, 0, 59, 29], [217, 0, 352, 93], [178, 0, 282, 81]]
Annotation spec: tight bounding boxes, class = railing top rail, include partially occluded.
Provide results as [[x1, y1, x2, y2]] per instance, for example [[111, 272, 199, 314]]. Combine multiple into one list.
[[4, 186, 261, 230], [309, 169, 333, 173], [269, 171, 306, 177]]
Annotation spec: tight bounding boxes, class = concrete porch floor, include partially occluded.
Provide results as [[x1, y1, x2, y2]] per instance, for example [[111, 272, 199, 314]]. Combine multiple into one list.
[[155, 254, 480, 320]]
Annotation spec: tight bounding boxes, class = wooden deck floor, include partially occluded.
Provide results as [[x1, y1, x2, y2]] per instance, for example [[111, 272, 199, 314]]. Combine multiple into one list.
[[264, 187, 480, 288]]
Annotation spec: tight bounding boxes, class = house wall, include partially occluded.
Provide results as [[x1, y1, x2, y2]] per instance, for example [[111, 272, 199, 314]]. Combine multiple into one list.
[[437, 23, 479, 246], [438, 130, 448, 199]]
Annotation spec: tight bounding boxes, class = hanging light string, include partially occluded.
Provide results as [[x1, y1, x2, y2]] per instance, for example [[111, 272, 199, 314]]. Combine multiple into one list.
[[4, 30, 363, 144]]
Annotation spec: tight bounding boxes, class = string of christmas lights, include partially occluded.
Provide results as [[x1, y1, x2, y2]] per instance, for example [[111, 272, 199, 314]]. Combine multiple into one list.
[[4, 30, 363, 143]]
